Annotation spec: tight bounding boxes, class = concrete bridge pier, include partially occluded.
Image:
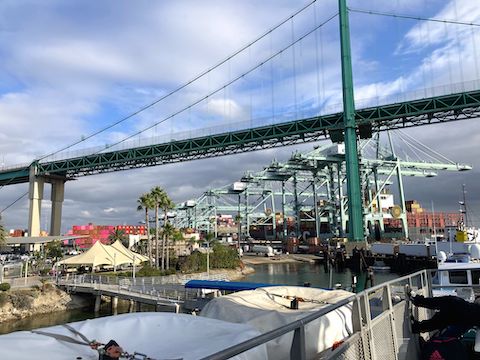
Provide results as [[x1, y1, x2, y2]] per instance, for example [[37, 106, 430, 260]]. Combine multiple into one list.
[[50, 178, 65, 236], [111, 296, 118, 315], [94, 295, 101, 313], [128, 300, 135, 313], [136, 302, 142, 312], [28, 167, 44, 237], [27, 163, 66, 237]]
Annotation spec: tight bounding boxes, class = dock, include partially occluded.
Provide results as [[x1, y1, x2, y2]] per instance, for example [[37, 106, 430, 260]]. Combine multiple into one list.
[[56, 273, 229, 313]]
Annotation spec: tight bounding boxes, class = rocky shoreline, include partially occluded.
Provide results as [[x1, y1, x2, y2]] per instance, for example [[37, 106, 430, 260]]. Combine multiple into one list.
[[0, 266, 253, 324], [0, 283, 90, 323]]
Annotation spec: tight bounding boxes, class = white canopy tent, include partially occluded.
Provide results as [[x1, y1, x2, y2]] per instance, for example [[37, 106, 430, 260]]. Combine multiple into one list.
[[57, 241, 134, 268], [110, 240, 149, 265]]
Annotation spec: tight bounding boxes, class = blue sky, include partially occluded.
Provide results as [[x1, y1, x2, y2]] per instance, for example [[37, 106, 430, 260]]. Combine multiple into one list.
[[1, 0, 480, 231]]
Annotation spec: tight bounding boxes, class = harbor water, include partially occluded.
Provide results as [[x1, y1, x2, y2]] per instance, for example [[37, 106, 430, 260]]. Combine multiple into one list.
[[0, 262, 398, 334]]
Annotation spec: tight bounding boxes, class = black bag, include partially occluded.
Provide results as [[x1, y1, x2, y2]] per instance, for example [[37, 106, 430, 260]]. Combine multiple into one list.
[[422, 336, 468, 360]]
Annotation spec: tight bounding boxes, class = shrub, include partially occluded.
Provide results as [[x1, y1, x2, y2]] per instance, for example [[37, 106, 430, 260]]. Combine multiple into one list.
[[0, 283, 10, 292], [0, 292, 9, 307], [210, 244, 240, 269], [137, 264, 163, 277], [10, 293, 34, 309]]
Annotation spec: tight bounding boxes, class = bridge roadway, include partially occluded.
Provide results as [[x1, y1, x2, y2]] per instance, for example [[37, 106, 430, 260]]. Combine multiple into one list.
[[1, 89, 479, 185], [56, 274, 227, 313]]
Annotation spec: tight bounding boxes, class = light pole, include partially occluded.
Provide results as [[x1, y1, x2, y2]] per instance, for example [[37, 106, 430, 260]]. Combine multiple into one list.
[[132, 254, 136, 284], [206, 240, 210, 278]]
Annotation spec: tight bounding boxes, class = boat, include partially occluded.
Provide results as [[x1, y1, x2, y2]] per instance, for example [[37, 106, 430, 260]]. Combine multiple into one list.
[[0, 312, 267, 360], [200, 286, 354, 360], [370, 260, 391, 272], [432, 254, 480, 301]]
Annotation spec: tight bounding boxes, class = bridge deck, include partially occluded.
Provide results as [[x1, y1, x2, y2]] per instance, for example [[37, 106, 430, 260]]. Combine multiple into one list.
[[1, 89, 479, 185]]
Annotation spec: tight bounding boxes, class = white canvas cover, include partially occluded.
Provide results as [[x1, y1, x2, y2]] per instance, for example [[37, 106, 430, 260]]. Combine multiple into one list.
[[110, 239, 150, 264], [201, 286, 354, 360], [57, 241, 134, 268], [0, 313, 267, 360]]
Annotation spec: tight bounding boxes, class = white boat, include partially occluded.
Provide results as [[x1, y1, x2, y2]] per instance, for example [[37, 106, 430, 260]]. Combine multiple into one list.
[[200, 286, 354, 360], [432, 254, 480, 301], [0, 312, 267, 360]]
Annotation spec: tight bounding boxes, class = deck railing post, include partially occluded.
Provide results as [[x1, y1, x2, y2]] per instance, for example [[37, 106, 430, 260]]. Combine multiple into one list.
[[385, 284, 399, 360], [290, 326, 306, 360]]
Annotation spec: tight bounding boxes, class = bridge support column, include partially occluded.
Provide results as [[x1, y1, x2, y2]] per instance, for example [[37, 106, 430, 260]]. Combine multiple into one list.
[[28, 166, 44, 237], [111, 296, 118, 314], [94, 295, 101, 313], [136, 302, 142, 312], [128, 300, 135, 313], [50, 179, 65, 236]]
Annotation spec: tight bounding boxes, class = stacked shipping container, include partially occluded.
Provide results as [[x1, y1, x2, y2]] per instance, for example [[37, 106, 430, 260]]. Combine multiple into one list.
[[66, 223, 146, 248]]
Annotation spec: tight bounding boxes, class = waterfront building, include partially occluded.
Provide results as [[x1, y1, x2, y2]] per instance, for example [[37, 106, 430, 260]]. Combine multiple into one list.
[[66, 223, 146, 248]]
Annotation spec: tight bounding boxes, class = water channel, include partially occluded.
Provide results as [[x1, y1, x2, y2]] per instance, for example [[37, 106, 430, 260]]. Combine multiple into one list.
[[0, 262, 399, 334]]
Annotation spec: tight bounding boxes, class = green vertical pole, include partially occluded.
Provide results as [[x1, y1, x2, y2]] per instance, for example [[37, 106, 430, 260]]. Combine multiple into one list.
[[339, 0, 364, 241], [282, 181, 288, 241]]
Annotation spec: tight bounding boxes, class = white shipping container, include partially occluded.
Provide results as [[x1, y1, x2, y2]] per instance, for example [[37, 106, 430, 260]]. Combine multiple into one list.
[[398, 244, 430, 257], [232, 182, 247, 191]]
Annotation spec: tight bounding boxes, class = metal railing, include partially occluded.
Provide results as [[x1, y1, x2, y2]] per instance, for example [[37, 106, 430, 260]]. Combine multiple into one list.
[[6, 276, 43, 289], [56, 273, 231, 303], [200, 270, 432, 360]]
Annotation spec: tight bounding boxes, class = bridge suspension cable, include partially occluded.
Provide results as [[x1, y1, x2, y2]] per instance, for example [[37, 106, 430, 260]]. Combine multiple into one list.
[[36, 0, 320, 162], [350, 8, 480, 27], [0, 191, 28, 215], [92, 13, 339, 154]]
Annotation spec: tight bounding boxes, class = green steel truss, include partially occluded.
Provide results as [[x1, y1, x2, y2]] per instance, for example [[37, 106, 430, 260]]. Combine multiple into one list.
[[0, 89, 479, 186]]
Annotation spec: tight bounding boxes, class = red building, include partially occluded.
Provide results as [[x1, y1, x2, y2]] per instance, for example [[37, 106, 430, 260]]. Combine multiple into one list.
[[67, 223, 146, 248]]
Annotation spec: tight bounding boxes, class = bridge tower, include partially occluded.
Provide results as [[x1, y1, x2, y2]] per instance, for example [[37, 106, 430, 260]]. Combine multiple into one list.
[[28, 163, 66, 236], [339, 0, 365, 241]]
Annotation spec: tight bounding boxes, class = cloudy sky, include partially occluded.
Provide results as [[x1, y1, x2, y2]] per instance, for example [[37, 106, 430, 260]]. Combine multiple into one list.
[[1, 0, 480, 232]]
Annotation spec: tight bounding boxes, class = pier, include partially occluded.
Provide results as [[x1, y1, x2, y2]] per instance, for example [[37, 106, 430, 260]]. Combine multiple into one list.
[[56, 273, 230, 313]]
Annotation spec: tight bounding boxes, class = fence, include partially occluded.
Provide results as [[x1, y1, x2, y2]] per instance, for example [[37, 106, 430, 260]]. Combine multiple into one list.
[[6, 276, 43, 289], [56, 272, 231, 303]]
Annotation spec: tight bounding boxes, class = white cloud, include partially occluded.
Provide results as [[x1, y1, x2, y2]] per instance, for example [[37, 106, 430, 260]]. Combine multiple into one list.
[[103, 207, 118, 214], [80, 210, 92, 218], [0, 0, 480, 231]]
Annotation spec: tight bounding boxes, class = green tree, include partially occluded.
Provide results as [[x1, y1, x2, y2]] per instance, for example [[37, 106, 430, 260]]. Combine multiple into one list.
[[108, 229, 128, 247], [45, 240, 63, 261], [210, 243, 240, 269], [169, 228, 184, 270], [162, 222, 175, 270], [150, 186, 167, 269], [137, 193, 154, 265], [155, 188, 174, 271]]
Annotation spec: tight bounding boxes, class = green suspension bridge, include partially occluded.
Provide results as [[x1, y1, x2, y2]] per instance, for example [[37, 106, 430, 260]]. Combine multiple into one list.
[[1, 0, 479, 242]]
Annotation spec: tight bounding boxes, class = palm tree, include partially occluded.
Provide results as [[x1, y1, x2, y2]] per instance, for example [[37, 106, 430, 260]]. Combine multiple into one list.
[[204, 232, 216, 277], [150, 186, 167, 269], [159, 194, 175, 270], [234, 214, 242, 250], [108, 229, 128, 247], [137, 193, 154, 265], [162, 222, 175, 270]]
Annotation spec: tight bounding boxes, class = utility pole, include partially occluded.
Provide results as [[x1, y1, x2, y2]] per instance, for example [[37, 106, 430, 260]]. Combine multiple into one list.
[[338, 0, 364, 241]]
